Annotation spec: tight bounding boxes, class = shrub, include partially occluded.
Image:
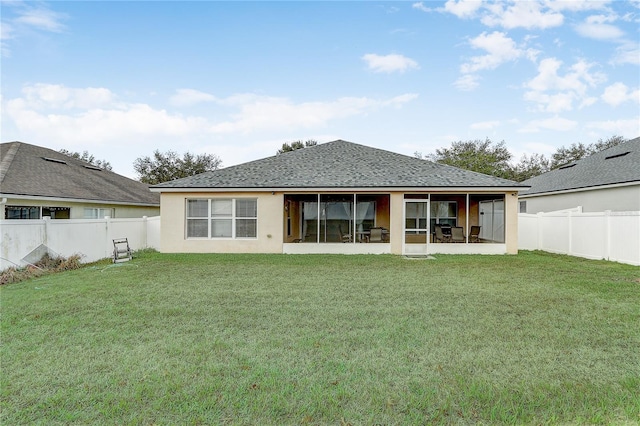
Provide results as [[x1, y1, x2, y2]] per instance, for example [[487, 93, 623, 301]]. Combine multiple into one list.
[[0, 254, 83, 285]]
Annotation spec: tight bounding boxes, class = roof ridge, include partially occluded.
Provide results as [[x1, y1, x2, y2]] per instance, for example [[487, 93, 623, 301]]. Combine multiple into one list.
[[0, 142, 21, 185]]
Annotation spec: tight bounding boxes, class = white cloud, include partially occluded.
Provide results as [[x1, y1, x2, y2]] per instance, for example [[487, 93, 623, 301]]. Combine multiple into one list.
[[612, 42, 640, 65], [601, 82, 640, 106], [519, 116, 578, 133], [470, 120, 500, 130], [443, 0, 483, 19], [481, 1, 564, 29], [411, 2, 432, 13], [453, 74, 480, 91], [169, 89, 216, 107], [574, 22, 624, 40], [586, 118, 640, 137], [1, 3, 68, 56], [3, 83, 418, 147], [460, 31, 534, 73], [362, 53, 419, 73], [14, 7, 68, 32], [523, 58, 606, 112]]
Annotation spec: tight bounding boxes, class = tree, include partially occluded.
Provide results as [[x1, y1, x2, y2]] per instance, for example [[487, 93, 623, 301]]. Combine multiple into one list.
[[550, 135, 627, 169], [133, 150, 222, 185], [426, 138, 514, 179], [277, 139, 318, 154], [59, 149, 112, 171], [512, 153, 550, 182]]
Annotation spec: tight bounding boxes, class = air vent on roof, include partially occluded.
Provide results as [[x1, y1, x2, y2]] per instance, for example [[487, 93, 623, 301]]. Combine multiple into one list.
[[84, 164, 102, 171], [559, 163, 576, 169], [605, 151, 630, 160], [42, 157, 67, 165]]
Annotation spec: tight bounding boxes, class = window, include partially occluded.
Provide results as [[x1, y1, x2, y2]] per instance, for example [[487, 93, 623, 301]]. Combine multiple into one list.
[[84, 208, 113, 219], [5, 206, 40, 219], [186, 198, 257, 239], [430, 201, 457, 228], [519, 201, 527, 213]]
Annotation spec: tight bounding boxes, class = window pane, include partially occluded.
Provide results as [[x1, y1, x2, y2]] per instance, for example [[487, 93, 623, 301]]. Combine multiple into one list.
[[211, 199, 232, 217], [236, 199, 257, 218], [447, 202, 457, 217], [187, 219, 208, 237], [187, 200, 208, 217], [211, 219, 232, 237], [236, 219, 257, 238]]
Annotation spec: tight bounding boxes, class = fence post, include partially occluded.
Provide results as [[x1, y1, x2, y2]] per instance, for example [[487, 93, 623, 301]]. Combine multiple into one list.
[[105, 216, 112, 260], [142, 216, 148, 249], [537, 212, 543, 250], [605, 210, 611, 261], [567, 210, 573, 256], [43, 216, 50, 248]]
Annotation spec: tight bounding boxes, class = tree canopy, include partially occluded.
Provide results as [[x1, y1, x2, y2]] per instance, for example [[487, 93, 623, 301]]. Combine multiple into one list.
[[424, 138, 514, 180], [420, 135, 627, 182], [133, 150, 222, 185], [277, 139, 318, 154], [59, 149, 112, 171]]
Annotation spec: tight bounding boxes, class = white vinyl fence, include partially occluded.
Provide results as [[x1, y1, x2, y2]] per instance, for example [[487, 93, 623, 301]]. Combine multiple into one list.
[[1, 216, 160, 271], [519, 209, 640, 266]]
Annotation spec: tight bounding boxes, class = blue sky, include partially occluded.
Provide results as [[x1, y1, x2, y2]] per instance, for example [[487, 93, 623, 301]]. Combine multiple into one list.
[[2, 1, 639, 178]]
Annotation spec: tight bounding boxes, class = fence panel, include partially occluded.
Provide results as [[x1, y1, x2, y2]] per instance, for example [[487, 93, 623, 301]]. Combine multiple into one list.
[[1, 216, 161, 270], [519, 210, 640, 266]]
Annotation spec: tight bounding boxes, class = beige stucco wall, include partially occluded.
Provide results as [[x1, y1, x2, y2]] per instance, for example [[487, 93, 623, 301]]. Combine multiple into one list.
[[1, 197, 159, 219], [160, 192, 283, 253], [159, 190, 520, 255]]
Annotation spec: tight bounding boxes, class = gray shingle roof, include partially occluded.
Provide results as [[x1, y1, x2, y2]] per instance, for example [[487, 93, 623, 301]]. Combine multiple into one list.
[[0, 141, 159, 205], [521, 136, 640, 196], [152, 140, 525, 190]]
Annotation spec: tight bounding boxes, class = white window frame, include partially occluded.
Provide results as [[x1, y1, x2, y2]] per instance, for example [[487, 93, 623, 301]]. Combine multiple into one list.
[[186, 198, 258, 240], [84, 208, 113, 219]]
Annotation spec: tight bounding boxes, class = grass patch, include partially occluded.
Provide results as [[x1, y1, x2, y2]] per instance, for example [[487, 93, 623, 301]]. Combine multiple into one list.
[[2, 251, 639, 424]]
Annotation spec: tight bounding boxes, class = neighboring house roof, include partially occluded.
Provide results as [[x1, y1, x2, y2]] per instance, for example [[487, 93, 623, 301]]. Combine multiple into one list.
[[152, 140, 526, 191], [0, 141, 159, 206], [521, 136, 640, 196]]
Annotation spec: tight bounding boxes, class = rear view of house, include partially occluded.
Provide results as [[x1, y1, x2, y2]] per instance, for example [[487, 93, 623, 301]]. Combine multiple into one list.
[[152, 140, 528, 255]]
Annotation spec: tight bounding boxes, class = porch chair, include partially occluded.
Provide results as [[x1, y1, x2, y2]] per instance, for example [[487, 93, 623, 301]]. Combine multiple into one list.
[[434, 225, 451, 243], [469, 226, 481, 243], [451, 227, 465, 243], [113, 238, 132, 263], [338, 225, 352, 243], [369, 227, 384, 243]]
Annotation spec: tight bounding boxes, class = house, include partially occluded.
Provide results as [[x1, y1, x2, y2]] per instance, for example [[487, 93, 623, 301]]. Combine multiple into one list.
[[151, 140, 527, 255], [0, 141, 160, 219], [519, 136, 640, 214]]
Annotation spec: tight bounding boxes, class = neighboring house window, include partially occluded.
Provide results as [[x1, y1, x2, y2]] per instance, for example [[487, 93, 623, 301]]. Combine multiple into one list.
[[186, 198, 257, 239], [84, 208, 113, 219], [519, 201, 526, 213], [430, 201, 457, 228], [5, 206, 40, 219], [43, 207, 70, 219]]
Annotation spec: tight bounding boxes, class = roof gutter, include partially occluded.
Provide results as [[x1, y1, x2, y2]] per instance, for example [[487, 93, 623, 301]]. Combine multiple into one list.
[[519, 180, 638, 198]]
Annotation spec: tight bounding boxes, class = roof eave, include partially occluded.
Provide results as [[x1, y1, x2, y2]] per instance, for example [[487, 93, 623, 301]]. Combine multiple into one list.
[[519, 180, 639, 198], [151, 185, 529, 193], [0, 193, 160, 207]]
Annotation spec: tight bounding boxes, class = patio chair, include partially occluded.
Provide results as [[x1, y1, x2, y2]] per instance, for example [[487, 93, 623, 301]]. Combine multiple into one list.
[[338, 226, 352, 243], [369, 227, 384, 243], [434, 225, 451, 243], [113, 238, 132, 263], [469, 226, 481, 243], [451, 227, 465, 243]]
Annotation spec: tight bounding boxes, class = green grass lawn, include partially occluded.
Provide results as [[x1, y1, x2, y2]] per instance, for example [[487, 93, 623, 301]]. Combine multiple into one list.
[[2, 251, 639, 425]]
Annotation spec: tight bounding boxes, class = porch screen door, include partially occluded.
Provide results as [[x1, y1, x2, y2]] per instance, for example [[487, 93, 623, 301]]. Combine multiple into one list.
[[403, 200, 429, 255]]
